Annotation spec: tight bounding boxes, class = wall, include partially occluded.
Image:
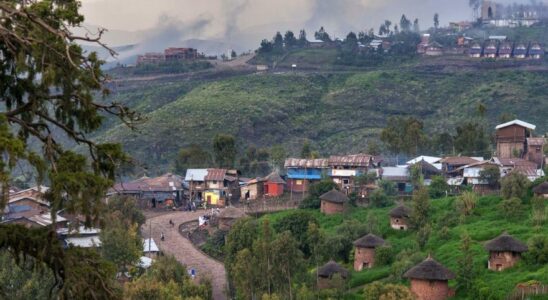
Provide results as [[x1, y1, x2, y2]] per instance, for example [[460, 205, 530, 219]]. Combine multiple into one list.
[[354, 247, 376, 271], [410, 279, 450, 300], [286, 179, 311, 192], [488, 251, 521, 271], [320, 200, 344, 215], [390, 217, 408, 230]]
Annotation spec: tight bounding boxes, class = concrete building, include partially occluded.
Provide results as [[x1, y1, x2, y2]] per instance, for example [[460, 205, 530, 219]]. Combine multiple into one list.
[[404, 256, 455, 300], [353, 233, 386, 271], [485, 232, 528, 271]]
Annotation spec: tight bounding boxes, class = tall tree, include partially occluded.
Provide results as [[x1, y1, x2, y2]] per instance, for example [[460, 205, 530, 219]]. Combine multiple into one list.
[[434, 13, 440, 29], [0, 0, 139, 297], [456, 232, 476, 293], [271, 232, 304, 298], [410, 187, 430, 229], [298, 29, 308, 47], [453, 122, 490, 158], [273, 32, 284, 53], [400, 14, 412, 31], [413, 18, 420, 32], [284, 31, 297, 48], [301, 140, 312, 158], [174, 144, 211, 174], [314, 26, 331, 42], [380, 117, 427, 156], [270, 145, 287, 172], [213, 134, 237, 168]]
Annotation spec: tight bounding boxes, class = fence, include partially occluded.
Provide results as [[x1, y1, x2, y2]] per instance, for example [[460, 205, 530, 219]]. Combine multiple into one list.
[[507, 284, 548, 300]]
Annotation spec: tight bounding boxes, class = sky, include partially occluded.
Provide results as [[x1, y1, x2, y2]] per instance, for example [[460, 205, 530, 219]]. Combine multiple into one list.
[[79, 0, 540, 56]]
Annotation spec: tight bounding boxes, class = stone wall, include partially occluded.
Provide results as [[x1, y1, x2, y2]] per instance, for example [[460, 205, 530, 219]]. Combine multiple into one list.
[[488, 251, 521, 271], [410, 279, 451, 300], [354, 247, 376, 271], [320, 200, 344, 215], [390, 217, 408, 230]]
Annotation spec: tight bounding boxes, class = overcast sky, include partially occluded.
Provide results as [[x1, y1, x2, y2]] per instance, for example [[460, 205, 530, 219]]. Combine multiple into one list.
[[80, 0, 540, 49]]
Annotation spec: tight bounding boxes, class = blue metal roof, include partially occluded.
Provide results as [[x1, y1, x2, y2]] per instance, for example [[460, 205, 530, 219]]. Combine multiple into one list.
[[287, 168, 323, 180]]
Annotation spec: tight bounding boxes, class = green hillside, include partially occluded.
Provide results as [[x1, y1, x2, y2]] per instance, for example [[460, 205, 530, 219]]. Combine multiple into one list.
[[247, 194, 548, 299], [97, 67, 548, 171]]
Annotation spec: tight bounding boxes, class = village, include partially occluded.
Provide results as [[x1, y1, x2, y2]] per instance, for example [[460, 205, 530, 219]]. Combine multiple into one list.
[[2, 117, 547, 299]]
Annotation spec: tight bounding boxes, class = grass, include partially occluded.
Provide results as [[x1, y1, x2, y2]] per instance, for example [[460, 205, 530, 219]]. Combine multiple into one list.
[[257, 195, 548, 299]]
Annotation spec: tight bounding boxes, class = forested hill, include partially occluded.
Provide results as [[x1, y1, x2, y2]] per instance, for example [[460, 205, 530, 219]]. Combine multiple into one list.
[[96, 66, 548, 173]]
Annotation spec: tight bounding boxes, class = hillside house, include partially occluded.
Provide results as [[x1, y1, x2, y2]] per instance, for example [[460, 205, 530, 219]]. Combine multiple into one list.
[[514, 43, 527, 58], [493, 157, 544, 181], [285, 158, 328, 192], [185, 169, 208, 204], [380, 166, 411, 193], [495, 119, 536, 159], [217, 207, 247, 230], [425, 42, 444, 56], [317, 260, 349, 289], [328, 154, 376, 192], [5, 186, 49, 217], [498, 42, 512, 58], [484, 41, 498, 58], [184, 169, 240, 207], [263, 172, 285, 197], [320, 189, 348, 215], [468, 43, 482, 57], [110, 173, 184, 208], [164, 47, 198, 60], [440, 156, 482, 175], [485, 233, 528, 271], [240, 177, 265, 201], [412, 159, 443, 184], [136, 52, 164, 65], [525, 138, 546, 168], [404, 256, 455, 300], [460, 161, 502, 194], [353, 234, 386, 271], [389, 205, 411, 230], [529, 43, 543, 59], [532, 182, 548, 198]]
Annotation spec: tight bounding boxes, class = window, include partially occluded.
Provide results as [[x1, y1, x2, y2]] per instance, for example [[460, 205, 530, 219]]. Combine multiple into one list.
[[296, 180, 303, 185], [343, 179, 350, 185]]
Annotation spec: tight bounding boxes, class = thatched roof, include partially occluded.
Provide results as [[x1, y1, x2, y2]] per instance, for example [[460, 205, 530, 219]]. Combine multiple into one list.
[[533, 182, 548, 194], [263, 172, 286, 184], [485, 233, 528, 253], [353, 233, 386, 248], [317, 260, 349, 279], [403, 256, 455, 281], [319, 189, 348, 204], [218, 207, 246, 220], [389, 205, 411, 218]]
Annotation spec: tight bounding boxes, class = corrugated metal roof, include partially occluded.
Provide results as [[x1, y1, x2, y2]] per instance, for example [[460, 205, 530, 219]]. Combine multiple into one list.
[[113, 173, 184, 192], [407, 156, 441, 165], [495, 119, 536, 130], [440, 156, 480, 166], [381, 167, 409, 181], [65, 236, 101, 248], [205, 169, 227, 181], [328, 154, 372, 167], [284, 158, 328, 168], [527, 138, 545, 146], [185, 169, 208, 181]]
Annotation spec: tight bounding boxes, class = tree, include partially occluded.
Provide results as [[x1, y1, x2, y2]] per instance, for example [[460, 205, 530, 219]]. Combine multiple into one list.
[[531, 196, 546, 227], [413, 18, 420, 32], [299, 179, 338, 209], [370, 189, 391, 208], [174, 144, 211, 174], [379, 180, 398, 197], [455, 191, 477, 218], [269, 145, 287, 172], [273, 32, 284, 53], [105, 195, 146, 228], [342, 32, 358, 53], [363, 282, 414, 300], [469, 0, 482, 18], [314, 26, 331, 42], [524, 235, 548, 265], [212, 134, 237, 168], [429, 175, 449, 198], [273, 211, 318, 256], [410, 187, 430, 229], [416, 223, 432, 249], [400, 14, 412, 31], [0, 1, 138, 297], [100, 220, 142, 272], [479, 166, 501, 189], [259, 39, 274, 53], [454, 122, 490, 157], [409, 164, 424, 189], [367, 141, 382, 156], [298, 29, 308, 47], [456, 232, 476, 293], [501, 172, 530, 200], [231, 50, 237, 58], [499, 197, 523, 220], [380, 117, 427, 155], [300, 140, 312, 158], [233, 248, 257, 299], [270, 232, 305, 299], [284, 31, 297, 48], [434, 13, 440, 29]]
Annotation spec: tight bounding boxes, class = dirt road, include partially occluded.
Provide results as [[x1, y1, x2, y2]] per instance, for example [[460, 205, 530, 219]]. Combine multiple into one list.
[[143, 211, 227, 300]]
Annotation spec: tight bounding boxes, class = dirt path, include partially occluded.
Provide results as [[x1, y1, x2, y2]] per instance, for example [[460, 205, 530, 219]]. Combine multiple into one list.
[[143, 211, 227, 300]]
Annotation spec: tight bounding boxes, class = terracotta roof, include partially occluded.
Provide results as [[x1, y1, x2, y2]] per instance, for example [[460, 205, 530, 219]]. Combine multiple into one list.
[[205, 169, 227, 181], [317, 260, 349, 279], [389, 205, 411, 218], [353, 233, 386, 248], [328, 154, 372, 167], [218, 207, 247, 219], [403, 256, 455, 281], [263, 172, 286, 184], [527, 138, 545, 146], [319, 189, 348, 204], [532, 182, 548, 194], [440, 156, 479, 166], [284, 158, 328, 168], [485, 233, 528, 253]]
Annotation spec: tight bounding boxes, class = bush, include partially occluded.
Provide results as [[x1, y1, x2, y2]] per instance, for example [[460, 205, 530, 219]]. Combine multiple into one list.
[[501, 172, 530, 200], [379, 180, 398, 196], [524, 235, 548, 265], [299, 179, 338, 209], [416, 224, 432, 249], [374, 246, 393, 266], [531, 196, 546, 227], [499, 197, 523, 220], [429, 175, 449, 198], [363, 282, 414, 300], [455, 191, 477, 219], [272, 211, 318, 256], [369, 189, 392, 208]]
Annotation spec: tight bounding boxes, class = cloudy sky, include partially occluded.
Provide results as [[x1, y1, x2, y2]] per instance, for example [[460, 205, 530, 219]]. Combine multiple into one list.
[[79, 0, 539, 53]]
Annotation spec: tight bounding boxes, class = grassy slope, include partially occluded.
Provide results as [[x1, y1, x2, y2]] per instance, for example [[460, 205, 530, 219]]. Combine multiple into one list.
[[96, 68, 548, 171], [259, 196, 548, 299]]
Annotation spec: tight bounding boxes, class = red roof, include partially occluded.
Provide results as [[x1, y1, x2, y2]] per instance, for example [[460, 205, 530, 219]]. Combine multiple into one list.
[[204, 169, 227, 181]]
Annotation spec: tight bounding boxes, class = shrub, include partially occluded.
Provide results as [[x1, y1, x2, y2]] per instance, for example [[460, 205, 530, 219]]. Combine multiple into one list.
[[499, 197, 523, 220], [299, 179, 338, 209], [501, 172, 530, 200], [429, 175, 449, 198], [374, 246, 393, 266], [379, 180, 398, 196], [272, 211, 318, 256], [531, 196, 546, 227], [416, 224, 432, 249], [369, 189, 392, 208], [455, 191, 477, 219], [363, 282, 414, 300], [524, 235, 548, 265], [479, 166, 501, 189]]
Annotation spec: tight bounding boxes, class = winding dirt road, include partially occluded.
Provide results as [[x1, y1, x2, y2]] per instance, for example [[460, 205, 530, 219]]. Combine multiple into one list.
[[143, 211, 227, 300]]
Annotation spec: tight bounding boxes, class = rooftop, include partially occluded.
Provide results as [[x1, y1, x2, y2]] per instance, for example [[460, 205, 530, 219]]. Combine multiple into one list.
[[389, 205, 411, 218], [317, 260, 349, 278], [403, 256, 455, 281], [485, 232, 528, 253], [319, 189, 349, 204], [353, 233, 386, 248], [284, 158, 328, 168], [495, 119, 536, 131]]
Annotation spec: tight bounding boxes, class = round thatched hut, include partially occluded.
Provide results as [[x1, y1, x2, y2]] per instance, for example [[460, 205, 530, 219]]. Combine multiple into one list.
[[317, 260, 349, 289], [353, 233, 386, 271], [532, 182, 548, 198], [217, 207, 247, 230], [319, 189, 348, 215], [389, 205, 411, 230], [403, 256, 455, 300], [485, 232, 528, 271]]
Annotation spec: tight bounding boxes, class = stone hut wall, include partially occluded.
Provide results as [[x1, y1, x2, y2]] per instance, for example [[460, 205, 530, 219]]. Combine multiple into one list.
[[354, 247, 376, 271], [390, 217, 408, 230], [320, 200, 344, 214], [410, 279, 451, 300], [488, 251, 521, 271]]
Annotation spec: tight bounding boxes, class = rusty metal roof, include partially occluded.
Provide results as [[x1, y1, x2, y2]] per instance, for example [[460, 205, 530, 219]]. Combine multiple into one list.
[[284, 158, 328, 168], [328, 154, 373, 167], [205, 169, 227, 181], [440, 156, 479, 166]]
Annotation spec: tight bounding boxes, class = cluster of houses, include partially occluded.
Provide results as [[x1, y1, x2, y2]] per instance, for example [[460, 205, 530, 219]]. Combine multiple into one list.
[[136, 47, 200, 65], [417, 33, 544, 59]]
